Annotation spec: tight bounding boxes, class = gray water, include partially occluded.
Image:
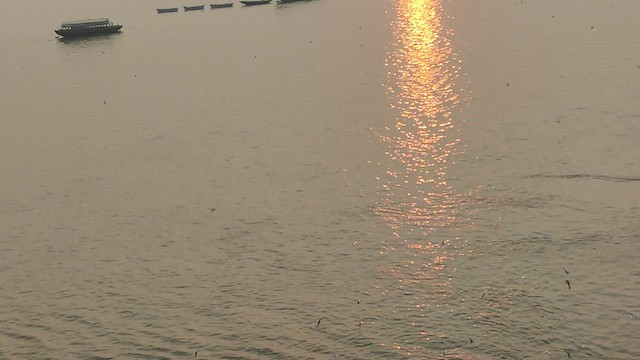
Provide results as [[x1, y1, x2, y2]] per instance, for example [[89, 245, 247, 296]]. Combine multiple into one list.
[[1, 0, 639, 359]]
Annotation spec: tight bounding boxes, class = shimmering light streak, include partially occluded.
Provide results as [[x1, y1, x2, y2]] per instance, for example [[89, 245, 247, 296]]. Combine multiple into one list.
[[376, 0, 464, 236], [373, 3, 468, 354]]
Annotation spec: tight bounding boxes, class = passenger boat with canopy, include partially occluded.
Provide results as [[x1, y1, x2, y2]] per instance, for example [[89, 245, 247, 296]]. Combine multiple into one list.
[[54, 18, 122, 37]]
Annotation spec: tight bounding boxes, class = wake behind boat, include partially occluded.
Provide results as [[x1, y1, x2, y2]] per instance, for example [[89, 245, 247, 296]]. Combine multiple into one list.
[[54, 18, 122, 37]]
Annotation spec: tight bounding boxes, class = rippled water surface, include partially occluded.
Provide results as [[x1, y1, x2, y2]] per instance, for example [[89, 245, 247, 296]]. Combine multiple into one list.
[[1, 0, 639, 359]]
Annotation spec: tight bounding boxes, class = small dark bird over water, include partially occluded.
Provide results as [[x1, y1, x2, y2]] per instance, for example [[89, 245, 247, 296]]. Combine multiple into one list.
[[316, 317, 324, 328], [210, 208, 215, 213], [195, 350, 198, 358], [468, 336, 473, 344], [566, 279, 571, 290], [563, 267, 570, 274], [506, 82, 510, 87]]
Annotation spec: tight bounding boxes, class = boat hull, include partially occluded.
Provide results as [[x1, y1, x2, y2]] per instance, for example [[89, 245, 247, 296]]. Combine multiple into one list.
[[157, 8, 179, 13], [240, 0, 272, 5], [210, 3, 233, 8], [184, 5, 205, 10], [54, 25, 122, 37]]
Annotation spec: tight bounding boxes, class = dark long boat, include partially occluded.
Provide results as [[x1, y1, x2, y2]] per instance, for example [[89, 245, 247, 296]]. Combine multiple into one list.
[[240, 0, 272, 5], [210, 2, 233, 8], [184, 5, 205, 10], [54, 18, 122, 37], [157, 7, 179, 13], [277, 0, 308, 3]]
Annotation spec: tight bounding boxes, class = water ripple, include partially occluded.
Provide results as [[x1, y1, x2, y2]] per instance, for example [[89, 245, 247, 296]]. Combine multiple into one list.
[[526, 173, 640, 182]]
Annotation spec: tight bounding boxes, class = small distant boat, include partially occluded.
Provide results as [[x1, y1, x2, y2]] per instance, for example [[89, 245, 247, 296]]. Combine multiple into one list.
[[277, 0, 307, 3], [240, 0, 272, 5], [157, 7, 179, 13], [210, 2, 233, 8], [184, 5, 205, 10], [54, 18, 122, 37]]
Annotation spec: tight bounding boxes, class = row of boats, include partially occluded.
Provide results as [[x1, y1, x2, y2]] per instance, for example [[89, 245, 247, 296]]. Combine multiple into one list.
[[160, 0, 307, 12], [54, 0, 310, 37], [159, 4, 230, 13], [159, 3, 233, 13]]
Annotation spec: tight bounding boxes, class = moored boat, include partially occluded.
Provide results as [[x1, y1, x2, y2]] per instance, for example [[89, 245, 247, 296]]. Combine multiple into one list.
[[54, 18, 122, 37], [157, 7, 179, 13], [184, 5, 206, 10], [210, 2, 233, 8], [277, 0, 307, 3], [240, 0, 272, 5]]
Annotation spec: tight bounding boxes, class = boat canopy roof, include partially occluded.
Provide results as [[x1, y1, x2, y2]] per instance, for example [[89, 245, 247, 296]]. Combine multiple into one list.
[[61, 18, 111, 28]]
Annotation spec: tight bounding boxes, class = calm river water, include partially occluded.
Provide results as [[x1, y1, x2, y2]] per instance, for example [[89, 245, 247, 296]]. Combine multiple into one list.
[[1, 0, 639, 359]]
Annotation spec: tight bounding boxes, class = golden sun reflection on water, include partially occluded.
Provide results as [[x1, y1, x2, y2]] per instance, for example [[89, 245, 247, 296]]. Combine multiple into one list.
[[377, 0, 464, 237], [374, 1, 469, 355]]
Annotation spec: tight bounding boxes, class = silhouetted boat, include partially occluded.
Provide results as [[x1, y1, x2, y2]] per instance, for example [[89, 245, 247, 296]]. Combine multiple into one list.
[[277, 0, 308, 3], [210, 2, 233, 8], [157, 7, 179, 13], [54, 18, 122, 37], [184, 5, 205, 10], [240, 0, 272, 5]]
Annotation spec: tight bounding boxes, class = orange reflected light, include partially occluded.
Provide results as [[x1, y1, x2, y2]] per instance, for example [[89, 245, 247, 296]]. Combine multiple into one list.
[[373, 2, 467, 354], [376, 0, 464, 236]]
